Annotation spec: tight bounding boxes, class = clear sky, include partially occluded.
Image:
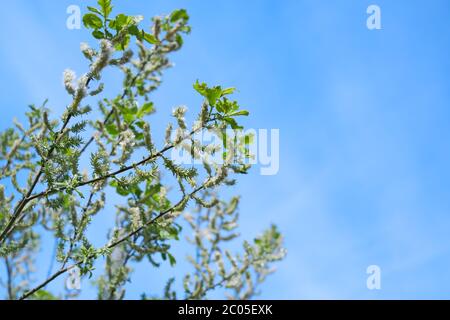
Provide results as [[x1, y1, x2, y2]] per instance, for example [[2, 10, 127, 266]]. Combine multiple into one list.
[[1, 0, 450, 299]]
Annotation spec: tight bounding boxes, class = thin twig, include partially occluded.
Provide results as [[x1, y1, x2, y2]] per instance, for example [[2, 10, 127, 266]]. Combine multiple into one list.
[[0, 111, 76, 244], [4, 257, 13, 300], [19, 184, 206, 300]]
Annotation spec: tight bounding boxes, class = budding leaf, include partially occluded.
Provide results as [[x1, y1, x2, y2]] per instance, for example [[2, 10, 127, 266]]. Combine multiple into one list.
[[137, 102, 154, 118], [228, 110, 249, 117], [98, 0, 113, 19], [144, 33, 159, 44], [193, 80, 222, 106], [83, 13, 103, 29], [170, 9, 189, 23]]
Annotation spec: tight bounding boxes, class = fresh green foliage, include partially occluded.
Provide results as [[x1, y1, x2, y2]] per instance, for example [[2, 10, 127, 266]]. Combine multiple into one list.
[[193, 81, 249, 130], [0, 1, 285, 300]]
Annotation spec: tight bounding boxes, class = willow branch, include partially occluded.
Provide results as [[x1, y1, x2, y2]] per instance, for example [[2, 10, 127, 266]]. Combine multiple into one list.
[[19, 183, 207, 300], [0, 47, 112, 244]]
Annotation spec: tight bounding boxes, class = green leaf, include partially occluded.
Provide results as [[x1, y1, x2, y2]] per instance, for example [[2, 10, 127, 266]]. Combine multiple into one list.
[[111, 13, 131, 31], [216, 98, 238, 114], [105, 123, 119, 136], [228, 110, 249, 117], [137, 102, 154, 118], [223, 117, 243, 130], [87, 6, 102, 16], [115, 34, 130, 50], [159, 229, 171, 239], [31, 290, 58, 300], [170, 9, 189, 23], [168, 253, 177, 267], [193, 80, 222, 106], [83, 13, 103, 29], [193, 80, 207, 96], [128, 25, 141, 37], [92, 30, 105, 39], [221, 87, 236, 97], [110, 180, 130, 196], [175, 34, 183, 46], [123, 111, 135, 124], [98, 0, 113, 18], [207, 88, 222, 106], [143, 32, 159, 44], [135, 120, 146, 129]]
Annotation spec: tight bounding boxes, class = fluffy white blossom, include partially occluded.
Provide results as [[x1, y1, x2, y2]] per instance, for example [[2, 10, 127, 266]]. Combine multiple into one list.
[[173, 105, 188, 129], [80, 42, 96, 60], [130, 207, 142, 229], [63, 69, 76, 95], [90, 39, 113, 76], [165, 123, 173, 145], [76, 74, 89, 98], [204, 166, 228, 188], [119, 129, 136, 150], [172, 105, 187, 118]]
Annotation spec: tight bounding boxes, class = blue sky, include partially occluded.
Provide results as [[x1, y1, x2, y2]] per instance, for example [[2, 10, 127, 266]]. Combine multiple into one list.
[[1, 0, 450, 299]]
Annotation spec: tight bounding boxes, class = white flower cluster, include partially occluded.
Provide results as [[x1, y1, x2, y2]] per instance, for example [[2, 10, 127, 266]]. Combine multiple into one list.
[[159, 186, 167, 207], [130, 207, 142, 230], [76, 74, 89, 98], [64, 40, 113, 101], [63, 69, 76, 96], [165, 123, 173, 145], [172, 105, 187, 118], [119, 129, 136, 151], [172, 105, 188, 130], [199, 102, 209, 125], [204, 166, 228, 188], [80, 42, 96, 61], [90, 39, 113, 78], [174, 128, 187, 145]]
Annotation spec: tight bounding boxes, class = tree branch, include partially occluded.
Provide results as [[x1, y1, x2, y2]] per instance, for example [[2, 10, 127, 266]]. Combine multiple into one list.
[[4, 257, 13, 300], [19, 184, 206, 300], [0, 112, 76, 244]]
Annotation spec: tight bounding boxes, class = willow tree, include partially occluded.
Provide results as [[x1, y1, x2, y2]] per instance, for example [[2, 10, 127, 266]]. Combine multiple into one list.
[[0, 0, 285, 300]]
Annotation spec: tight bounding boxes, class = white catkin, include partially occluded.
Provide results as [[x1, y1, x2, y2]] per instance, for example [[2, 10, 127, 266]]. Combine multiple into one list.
[[165, 123, 173, 145], [172, 105, 187, 118], [130, 207, 142, 229], [119, 129, 136, 150], [119, 50, 133, 65], [76, 74, 89, 99], [173, 105, 188, 130], [90, 39, 113, 76], [205, 166, 228, 188], [132, 15, 144, 24], [63, 69, 76, 95], [89, 83, 104, 96], [174, 128, 186, 145], [159, 186, 167, 207], [80, 42, 96, 60], [204, 143, 221, 154], [192, 120, 202, 132], [199, 102, 209, 125]]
